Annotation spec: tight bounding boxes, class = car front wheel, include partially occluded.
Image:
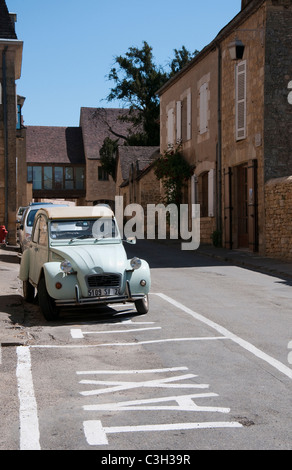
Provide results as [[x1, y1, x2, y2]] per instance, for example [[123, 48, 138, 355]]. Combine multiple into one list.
[[135, 294, 149, 314], [38, 277, 60, 321]]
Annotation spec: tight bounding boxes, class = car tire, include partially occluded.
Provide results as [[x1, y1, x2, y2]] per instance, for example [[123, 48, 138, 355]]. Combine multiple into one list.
[[23, 280, 34, 303], [38, 277, 60, 321], [135, 294, 149, 314]]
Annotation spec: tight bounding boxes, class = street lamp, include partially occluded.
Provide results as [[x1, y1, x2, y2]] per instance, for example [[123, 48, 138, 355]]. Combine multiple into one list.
[[228, 39, 245, 60]]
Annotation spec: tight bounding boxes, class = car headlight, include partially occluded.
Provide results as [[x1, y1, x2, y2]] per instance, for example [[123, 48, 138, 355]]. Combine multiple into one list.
[[60, 259, 73, 273], [130, 257, 142, 270]]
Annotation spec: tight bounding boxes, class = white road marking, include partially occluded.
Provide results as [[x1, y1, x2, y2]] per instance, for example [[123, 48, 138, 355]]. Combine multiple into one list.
[[30, 336, 227, 348], [83, 420, 243, 446], [77, 366, 189, 375], [70, 326, 161, 339], [16, 346, 40, 450], [155, 293, 292, 380], [83, 392, 230, 413], [79, 373, 209, 396]]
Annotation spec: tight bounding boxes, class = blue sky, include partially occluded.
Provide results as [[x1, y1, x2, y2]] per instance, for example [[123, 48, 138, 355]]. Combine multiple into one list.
[[7, 0, 241, 127]]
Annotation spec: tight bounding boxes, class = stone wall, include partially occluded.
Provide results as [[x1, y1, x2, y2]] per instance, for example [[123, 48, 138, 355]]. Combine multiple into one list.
[[265, 176, 292, 260], [264, 0, 292, 181]]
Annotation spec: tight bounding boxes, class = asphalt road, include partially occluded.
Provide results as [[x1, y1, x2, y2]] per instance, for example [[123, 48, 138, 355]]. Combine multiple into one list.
[[0, 241, 291, 451]]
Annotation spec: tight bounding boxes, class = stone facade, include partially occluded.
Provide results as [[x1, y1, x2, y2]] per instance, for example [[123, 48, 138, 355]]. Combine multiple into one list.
[[0, 2, 23, 243], [158, 0, 292, 257], [158, 47, 218, 246], [265, 177, 292, 260]]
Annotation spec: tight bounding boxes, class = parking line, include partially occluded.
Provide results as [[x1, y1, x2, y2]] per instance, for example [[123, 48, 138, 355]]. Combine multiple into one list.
[[83, 420, 243, 446], [155, 293, 292, 380], [16, 346, 40, 450]]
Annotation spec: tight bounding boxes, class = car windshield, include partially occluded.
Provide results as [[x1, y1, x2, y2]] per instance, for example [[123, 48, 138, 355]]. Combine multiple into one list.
[[49, 217, 120, 242]]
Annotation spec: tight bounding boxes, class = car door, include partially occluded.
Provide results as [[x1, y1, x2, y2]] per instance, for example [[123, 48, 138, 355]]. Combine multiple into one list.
[[29, 214, 49, 285]]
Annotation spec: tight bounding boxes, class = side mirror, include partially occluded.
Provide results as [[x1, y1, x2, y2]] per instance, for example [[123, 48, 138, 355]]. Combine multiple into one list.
[[125, 237, 136, 245], [20, 224, 23, 230]]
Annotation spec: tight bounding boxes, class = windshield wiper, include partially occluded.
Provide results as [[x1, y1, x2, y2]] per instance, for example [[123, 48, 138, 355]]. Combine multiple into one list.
[[69, 234, 94, 242]]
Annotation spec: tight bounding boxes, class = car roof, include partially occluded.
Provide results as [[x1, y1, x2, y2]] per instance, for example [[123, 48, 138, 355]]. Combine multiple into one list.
[[39, 205, 114, 219]]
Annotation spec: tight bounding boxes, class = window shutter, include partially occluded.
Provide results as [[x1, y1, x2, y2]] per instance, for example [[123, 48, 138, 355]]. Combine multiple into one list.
[[167, 108, 174, 147], [236, 61, 246, 140], [176, 101, 182, 143], [208, 169, 215, 217], [199, 82, 208, 134], [191, 174, 198, 218], [187, 92, 192, 140]]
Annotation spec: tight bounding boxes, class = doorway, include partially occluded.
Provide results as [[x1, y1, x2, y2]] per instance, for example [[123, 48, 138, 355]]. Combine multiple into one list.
[[237, 164, 249, 248]]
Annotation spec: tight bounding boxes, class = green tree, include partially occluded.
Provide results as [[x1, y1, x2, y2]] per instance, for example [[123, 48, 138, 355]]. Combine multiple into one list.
[[169, 46, 199, 77], [106, 41, 198, 146], [99, 137, 119, 181], [154, 145, 193, 205]]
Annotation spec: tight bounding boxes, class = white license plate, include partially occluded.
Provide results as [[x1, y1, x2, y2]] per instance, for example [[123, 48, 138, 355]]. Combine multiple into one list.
[[88, 288, 120, 297]]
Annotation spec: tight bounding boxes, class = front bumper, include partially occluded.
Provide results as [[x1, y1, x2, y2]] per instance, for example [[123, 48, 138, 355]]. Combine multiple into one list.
[[55, 281, 145, 307]]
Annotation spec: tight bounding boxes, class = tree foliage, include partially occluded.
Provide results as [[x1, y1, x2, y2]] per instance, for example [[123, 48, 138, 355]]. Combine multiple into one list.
[[99, 137, 119, 181], [106, 41, 198, 146], [169, 46, 199, 77], [154, 146, 193, 205]]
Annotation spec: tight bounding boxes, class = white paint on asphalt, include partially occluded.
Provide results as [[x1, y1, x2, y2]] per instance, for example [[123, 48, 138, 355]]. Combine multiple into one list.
[[71, 326, 161, 339], [83, 420, 243, 446], [79, 373, 209, 396], [156, 293, 292, 380], [16, 346, 40, 450]]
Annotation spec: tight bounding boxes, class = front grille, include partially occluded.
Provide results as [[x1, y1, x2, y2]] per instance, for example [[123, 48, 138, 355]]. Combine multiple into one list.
[[86, 274, 121, 288]]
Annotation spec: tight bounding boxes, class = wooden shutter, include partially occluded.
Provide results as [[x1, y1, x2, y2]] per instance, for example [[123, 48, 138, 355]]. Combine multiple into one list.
[[247, 159, 258, 252], [176, 101, 182, 143], [236, 61, 246, 140], [199, 82, 208, 134], [224, 167, 233, 249], [187, 92, 192, 140], [167, 108, 174, 147]]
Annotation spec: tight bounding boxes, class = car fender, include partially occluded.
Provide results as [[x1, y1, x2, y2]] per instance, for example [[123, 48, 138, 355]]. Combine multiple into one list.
[[19, 249, 30, 281], [125, 259, 151, 295], [43, 262, 78, 300]]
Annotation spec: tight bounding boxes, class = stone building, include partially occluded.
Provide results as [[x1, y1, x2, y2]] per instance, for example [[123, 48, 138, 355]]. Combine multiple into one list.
[[115, 145, 159, 208], [0, 0, 23, 243], [158, 0, 292, 258]]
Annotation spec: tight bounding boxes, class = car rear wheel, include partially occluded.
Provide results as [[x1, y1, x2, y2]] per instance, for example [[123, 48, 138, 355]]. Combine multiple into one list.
[[23, 280, 34, 303], [38, 277, 60, 321], [135, 294, 149, 314]]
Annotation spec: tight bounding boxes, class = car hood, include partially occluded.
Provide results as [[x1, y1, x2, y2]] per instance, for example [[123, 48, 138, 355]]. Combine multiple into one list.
[[51, 243, 127, 274]]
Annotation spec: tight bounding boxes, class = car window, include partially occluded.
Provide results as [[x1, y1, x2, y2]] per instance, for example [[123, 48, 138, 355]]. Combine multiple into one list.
[[26, 209, 38, 227], [39, 216, 48, 246]]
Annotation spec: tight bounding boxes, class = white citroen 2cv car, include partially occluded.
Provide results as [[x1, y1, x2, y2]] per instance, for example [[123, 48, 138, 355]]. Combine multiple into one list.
[[19, 206, 150, 320]]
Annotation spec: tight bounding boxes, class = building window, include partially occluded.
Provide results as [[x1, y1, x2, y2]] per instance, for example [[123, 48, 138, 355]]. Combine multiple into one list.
[[27, 165, 85, 191], [98, 167, 109, 181], [65, 167, 74, 189], [54, 167, 64, 189], [44, 167, 53, 189], [235, 60, 246, 140], [32, 167, 42, 190]]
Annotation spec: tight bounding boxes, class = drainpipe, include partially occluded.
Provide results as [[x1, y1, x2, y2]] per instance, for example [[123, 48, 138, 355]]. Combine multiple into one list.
[[217, 43, 222, 242], [2, 47, 9, 229]]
